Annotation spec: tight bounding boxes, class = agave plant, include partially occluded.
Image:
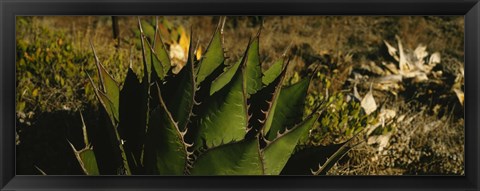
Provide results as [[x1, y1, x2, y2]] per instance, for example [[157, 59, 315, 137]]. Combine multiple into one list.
[[69, 17, 354, 175]]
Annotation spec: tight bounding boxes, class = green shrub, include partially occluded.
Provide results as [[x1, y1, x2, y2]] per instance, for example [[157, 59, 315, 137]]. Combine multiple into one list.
[[306, 90, 376, 146], [16, 17, 97, 113]]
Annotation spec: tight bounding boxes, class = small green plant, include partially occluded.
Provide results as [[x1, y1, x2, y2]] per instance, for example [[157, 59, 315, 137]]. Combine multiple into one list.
[[16, 18, 95, 113], [69, 17, 355, 175], [16, 17, 132, 114], [305, 90, 377, 146], [297, 52, 377, 147]]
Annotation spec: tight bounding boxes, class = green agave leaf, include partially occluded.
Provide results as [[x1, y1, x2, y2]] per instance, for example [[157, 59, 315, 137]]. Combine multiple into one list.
[[260, 60, 288, 135], [194, 53, 248, 149], [210, 59, 241, 96], [312, 137, 359, 175], [69, 112, 100, 175], [79, 112, 90, 146], [262, 112, 320, 175], [147, 39, 167, 80], [246, 60, 287, 138], [280, 144, 345, 175], [140, 19, 156, 41], [262, 58, 284, 86], [133, 19, 155, 49], [138, 19, 157, 137], [118, 68, 148, 173], [34, 166, 47, 175], [143, 84, 189, 175], [87, 74, 118, 125], [245, 32, 263, 96], [139, 19, 153, 82], [266, 77, 310, 140], [151, 18, 171, 80], [153, 24, 171, 79], [185, 66, 225, 146], [190, 139, 263, 175], [87, 65, 131, 174], [196, 17, 226, 85], [68, 142, 99, 175], [88, 74, 132, 175], [78, 149, 100, 175], [90, 43, 120, 122], [77, 99, 131, 175], [161, 31, 195, 131], [98, 65, 120, 110]]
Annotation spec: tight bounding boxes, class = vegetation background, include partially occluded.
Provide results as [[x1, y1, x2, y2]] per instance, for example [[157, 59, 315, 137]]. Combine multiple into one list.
[[16, 16, 464, 175]]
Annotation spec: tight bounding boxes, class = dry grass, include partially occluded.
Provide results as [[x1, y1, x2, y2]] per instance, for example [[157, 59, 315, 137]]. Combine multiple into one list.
[[328, 102, 464, 175], [30, 16, 463, 80]]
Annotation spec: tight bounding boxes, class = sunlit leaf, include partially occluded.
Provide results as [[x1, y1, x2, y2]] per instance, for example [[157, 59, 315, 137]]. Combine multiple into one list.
[[196, 17, 226, 85], [266, 77, 310, 140], [190, 139, 262, 175], [262, 112, 320, 175], [143, 84, 189, 175]]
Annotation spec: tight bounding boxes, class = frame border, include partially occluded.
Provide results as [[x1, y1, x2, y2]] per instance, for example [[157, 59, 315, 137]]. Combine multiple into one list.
[[1, 0, 479, 190]]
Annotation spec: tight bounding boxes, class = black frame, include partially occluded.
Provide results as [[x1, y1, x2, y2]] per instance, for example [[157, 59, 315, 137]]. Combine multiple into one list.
[[1, 0, 479, 190]]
